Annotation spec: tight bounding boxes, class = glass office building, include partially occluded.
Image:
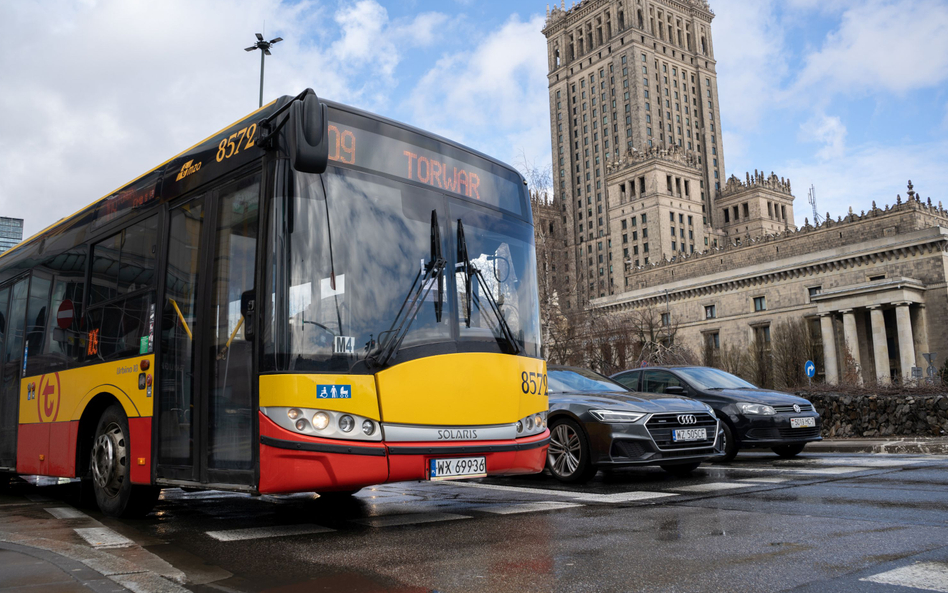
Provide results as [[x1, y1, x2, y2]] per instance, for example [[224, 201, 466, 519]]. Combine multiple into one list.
[[0, 218, 24, 254]]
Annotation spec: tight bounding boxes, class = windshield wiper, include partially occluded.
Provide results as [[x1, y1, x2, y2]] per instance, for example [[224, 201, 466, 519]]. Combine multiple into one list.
[[369, 210, 446, 367], [457, 220, 520, 355]]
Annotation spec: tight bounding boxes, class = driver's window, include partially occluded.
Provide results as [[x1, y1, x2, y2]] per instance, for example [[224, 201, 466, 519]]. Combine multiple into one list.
[[614, 371, 640, 391], [642, 370, 682, 393]]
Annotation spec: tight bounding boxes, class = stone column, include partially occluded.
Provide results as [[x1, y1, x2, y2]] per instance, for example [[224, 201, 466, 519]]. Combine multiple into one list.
[[895, 302, 917, 383], [868, 305, 890, 385], [820, 314, 838, 385], [840, 309, 862, 385], [913, 304, 930, 369]]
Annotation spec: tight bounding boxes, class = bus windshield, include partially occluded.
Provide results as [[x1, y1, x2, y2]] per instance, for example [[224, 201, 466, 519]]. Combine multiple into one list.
[[263, 166, 540, 373]]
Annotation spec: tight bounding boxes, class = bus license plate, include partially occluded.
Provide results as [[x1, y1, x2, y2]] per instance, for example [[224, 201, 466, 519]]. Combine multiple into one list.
[[672, 428, 706, 442], [429, 457, 487, 481], [791, 417, 816, 428]]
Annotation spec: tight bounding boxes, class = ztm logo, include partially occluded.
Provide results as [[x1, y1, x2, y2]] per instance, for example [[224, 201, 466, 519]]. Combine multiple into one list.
[[37, 373, 61, 423]]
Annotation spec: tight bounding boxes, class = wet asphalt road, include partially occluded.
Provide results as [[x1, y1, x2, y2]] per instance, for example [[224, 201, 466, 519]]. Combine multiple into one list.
[[2, 452, 948, 593]]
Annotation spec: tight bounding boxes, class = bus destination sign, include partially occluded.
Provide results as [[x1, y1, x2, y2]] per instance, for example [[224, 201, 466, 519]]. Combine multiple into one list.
[[326, 121, 524, 216]]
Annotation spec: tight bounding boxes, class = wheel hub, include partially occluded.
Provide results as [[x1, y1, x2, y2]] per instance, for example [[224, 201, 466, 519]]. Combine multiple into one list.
[[91, 422, 127, 496]]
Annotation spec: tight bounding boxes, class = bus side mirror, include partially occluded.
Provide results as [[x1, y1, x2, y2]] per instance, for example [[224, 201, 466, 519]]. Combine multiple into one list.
[[288, 92, 329, 174]]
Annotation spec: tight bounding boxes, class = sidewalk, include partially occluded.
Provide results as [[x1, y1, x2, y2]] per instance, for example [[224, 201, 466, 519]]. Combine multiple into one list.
[[0, 542, 130, 593], [806, 437, 948, 455]]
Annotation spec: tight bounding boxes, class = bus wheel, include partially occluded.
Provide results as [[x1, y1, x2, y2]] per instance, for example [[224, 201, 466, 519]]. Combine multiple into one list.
[[90, 405, 159, 518]]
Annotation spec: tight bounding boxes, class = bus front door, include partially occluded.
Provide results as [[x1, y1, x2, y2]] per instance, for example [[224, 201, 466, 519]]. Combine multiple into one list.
[[157, 172, 261, 488]]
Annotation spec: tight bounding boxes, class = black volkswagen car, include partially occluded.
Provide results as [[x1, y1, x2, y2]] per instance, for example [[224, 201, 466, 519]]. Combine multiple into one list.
[[545, 366, 724, 483], [611, 366, 822, 461]]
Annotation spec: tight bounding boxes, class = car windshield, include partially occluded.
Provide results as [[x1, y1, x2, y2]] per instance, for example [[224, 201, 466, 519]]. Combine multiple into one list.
[[548, 368, 629, 394], [262, 166, 541, 373], [676, 367, 757, 390]]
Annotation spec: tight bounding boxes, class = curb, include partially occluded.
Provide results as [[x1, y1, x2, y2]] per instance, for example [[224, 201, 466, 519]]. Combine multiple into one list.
[[0, 541, 132, 593], [805, 438, 948, 455]]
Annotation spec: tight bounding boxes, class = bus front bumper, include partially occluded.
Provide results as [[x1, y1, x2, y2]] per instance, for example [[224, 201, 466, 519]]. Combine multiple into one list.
[[258, 414, 549, 494]]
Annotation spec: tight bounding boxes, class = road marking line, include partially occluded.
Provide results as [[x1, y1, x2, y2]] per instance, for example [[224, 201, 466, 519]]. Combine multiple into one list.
[[716, 466, 865, 475], [74, 527, 135, 549], [474, 501, 583, 515], [737, 477, 790, 483], [861, 562, 948, 592], [353, 512, 471, 528], [437, 481, 679, 504], [671, 482, 749, 493], [207, 524, 335, 542], [46, 507, 88, 519], [578, 492, 679, 503]]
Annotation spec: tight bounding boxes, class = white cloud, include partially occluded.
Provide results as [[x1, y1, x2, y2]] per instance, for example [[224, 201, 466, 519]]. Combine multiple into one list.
[[799, 115, 848, 160], [0, 0, 451, 239], [712, 0, 788, 130], [780, 140, 948, 221], [791, 0, 948, 101], [406, 14, 552, 175]]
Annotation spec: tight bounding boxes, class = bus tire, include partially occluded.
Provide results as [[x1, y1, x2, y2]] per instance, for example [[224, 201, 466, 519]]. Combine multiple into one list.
[[90, 405, 159, 518]]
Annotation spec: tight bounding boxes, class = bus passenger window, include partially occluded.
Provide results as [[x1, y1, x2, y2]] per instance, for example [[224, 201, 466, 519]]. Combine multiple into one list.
[[24, 275, 51, 376], [90, 216, 158, 305]]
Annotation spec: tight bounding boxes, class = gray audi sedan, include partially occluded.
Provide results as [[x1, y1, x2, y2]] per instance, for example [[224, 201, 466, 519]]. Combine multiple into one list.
[[546, 366, 725, 483]]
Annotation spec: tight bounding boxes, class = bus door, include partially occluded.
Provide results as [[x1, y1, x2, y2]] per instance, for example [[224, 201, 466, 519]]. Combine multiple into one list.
[[157, 172, 261, 487], [0, 277, 28, 470]]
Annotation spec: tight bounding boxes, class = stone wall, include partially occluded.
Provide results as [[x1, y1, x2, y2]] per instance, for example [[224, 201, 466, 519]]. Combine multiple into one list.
[[802, 392, 948, 438]]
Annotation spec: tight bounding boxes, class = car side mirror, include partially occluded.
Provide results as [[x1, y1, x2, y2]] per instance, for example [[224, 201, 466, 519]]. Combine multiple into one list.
[[664, 385, 686, 395], [287, 91, 329, 174]]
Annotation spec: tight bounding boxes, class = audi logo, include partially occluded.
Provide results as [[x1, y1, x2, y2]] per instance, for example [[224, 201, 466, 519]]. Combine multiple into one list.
[[677, 414, 697, 425], [793, 404, 801, 413]]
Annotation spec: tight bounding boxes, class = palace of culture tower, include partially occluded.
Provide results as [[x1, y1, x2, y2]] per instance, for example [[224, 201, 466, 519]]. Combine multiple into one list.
[[542, 0, 795, 310]]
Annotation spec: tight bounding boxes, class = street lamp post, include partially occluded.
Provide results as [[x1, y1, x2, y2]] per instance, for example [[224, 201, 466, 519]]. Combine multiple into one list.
[[245, 33, 283, 108]]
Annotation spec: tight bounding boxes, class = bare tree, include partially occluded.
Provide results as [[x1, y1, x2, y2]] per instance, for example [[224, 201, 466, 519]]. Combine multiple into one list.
[[772, 319, 820, 390]]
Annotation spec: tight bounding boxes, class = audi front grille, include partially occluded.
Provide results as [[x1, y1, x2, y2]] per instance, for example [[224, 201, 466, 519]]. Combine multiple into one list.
[[645, 412, 718, 450]]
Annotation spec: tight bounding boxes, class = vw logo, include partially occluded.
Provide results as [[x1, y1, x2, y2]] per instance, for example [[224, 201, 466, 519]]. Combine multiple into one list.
[[677, 414, 697, 425], [793, 404, 801, 413]]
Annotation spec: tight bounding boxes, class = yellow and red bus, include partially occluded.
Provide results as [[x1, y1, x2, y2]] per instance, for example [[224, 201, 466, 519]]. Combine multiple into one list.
[[0, 90, 548, 516]]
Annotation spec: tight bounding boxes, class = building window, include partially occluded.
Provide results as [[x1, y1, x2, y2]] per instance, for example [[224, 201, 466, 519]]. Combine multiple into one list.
[[661, 312, 670, 326], [754, 296, 767, 312], [705, 332, 719, 349], [808, 286, 821, 301], [705, 305, 716, 319]]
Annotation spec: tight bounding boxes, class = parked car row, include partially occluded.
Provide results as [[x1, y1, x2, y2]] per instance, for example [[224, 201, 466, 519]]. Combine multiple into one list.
[[543, 365, 822, 483]]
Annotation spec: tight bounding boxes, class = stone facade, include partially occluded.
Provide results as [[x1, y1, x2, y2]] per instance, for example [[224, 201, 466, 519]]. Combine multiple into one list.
[[589, 192, 948, 385], [806, 392, 948, 438], [543, 0, 724, 308]]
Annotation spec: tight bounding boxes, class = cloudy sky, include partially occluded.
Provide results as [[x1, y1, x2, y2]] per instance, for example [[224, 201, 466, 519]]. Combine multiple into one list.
[[1, 0, 947, 239]]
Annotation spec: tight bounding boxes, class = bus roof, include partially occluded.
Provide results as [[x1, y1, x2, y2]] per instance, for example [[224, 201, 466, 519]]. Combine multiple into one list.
[[0, 92, 527, 268]]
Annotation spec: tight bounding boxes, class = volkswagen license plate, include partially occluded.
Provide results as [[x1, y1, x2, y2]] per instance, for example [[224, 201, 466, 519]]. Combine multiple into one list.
[[429, 457, 487, 481], [672, 428, 706, 442], [791, 417, 816, 428]]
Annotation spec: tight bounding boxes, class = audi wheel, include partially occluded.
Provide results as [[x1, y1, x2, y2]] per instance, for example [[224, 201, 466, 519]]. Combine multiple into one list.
[[546, 418, 597, 483]]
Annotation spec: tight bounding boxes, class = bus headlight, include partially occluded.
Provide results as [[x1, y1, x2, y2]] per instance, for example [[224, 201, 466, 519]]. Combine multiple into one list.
[[295, 418, 309, 431], [287, 408, 301, 420], [362, 420, 375, 436], [313, 411, 331, 430], [516, 420, 524, 433], [526, 416, 534, 430], [339, 415, 355, 433], [534, 414, 543, 428]]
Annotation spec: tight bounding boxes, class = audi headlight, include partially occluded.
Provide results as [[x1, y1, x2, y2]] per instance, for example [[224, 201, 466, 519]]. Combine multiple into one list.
[[737, 403, 776, 416], [589, 410, 646, 423], [703, 403, 717, 418]]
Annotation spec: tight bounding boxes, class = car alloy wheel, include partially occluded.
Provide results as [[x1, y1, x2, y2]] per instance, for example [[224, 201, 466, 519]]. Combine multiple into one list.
[[546, 419, 597, 483], [549, 423, 582, 478]]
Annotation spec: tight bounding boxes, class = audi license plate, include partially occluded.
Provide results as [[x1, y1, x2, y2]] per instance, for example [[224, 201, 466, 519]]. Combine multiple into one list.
[[672, 428, 706, 442], [790, 417, 816, 428], [429, 457, 487, 481]]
